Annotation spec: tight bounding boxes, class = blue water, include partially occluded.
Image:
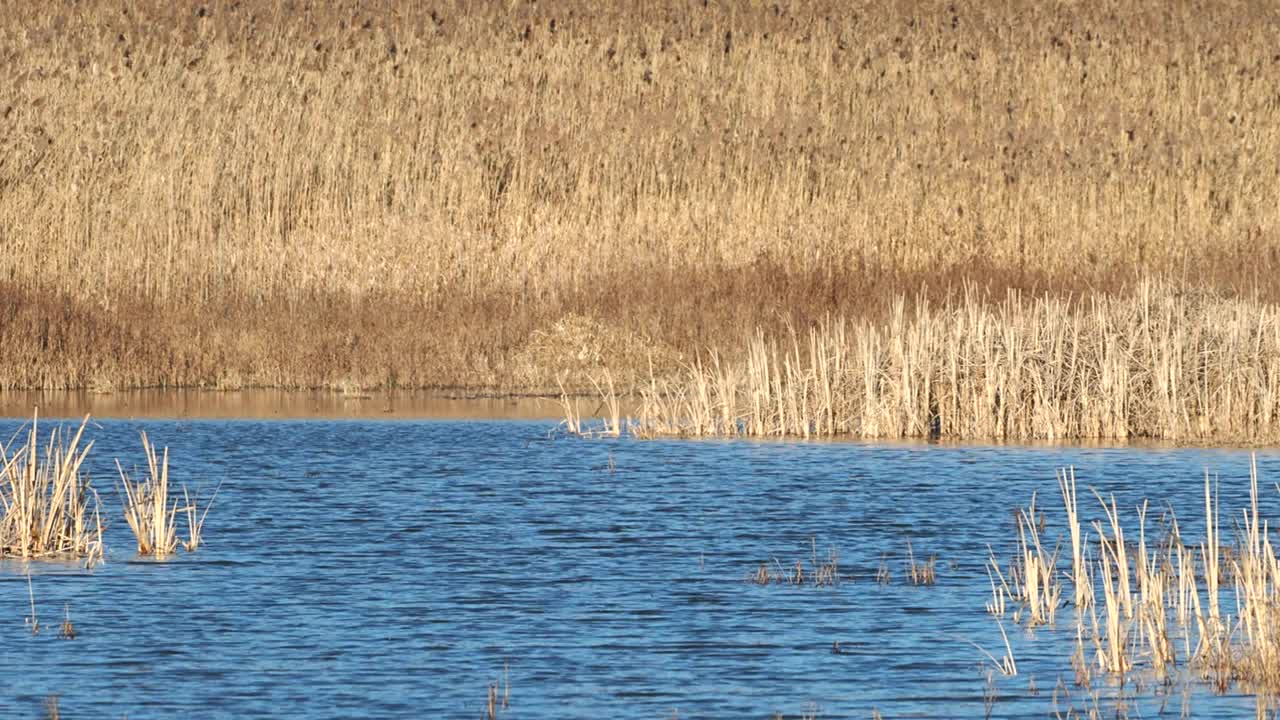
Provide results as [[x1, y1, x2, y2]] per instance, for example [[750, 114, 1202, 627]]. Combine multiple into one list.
[[1, 418, 1276, 718]]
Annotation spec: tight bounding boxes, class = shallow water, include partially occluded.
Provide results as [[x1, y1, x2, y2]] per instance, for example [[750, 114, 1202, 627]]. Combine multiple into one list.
[[1, 418, 1277, 718]]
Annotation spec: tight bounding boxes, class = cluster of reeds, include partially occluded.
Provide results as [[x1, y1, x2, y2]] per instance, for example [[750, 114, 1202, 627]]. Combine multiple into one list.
[[117, 432, 218, 556], [624, 283, 1280, 442], [0, 412, 215, 564], [556, 374, 623, 438], [2, 2, 1280, 393], [749, 542, 840, 587], [906, 541, 938, 586], [0, 414, 103, 565], [991, 458, 1280, 697]]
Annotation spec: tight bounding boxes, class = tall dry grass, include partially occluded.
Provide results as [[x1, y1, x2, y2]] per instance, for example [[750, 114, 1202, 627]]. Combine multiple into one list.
[[1, 1, 1279, 392], [628, 282, 1280, 442], [116, 433, 179, 556], [0, 413, 104, 565], [117, 432, 215, 556], [996, 460, 1280, 697]]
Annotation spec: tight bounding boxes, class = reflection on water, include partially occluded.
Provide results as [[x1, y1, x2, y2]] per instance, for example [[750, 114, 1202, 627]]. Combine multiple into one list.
[[0, 389, 568, 420], [0, 417, 1276, 718]]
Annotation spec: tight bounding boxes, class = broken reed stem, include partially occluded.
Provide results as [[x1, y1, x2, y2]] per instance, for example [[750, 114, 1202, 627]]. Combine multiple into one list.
[[59, 603, 75, 640], [971, 617, 1018, 678], [26, 569, 38, 635], [181, 481, 219, 552]]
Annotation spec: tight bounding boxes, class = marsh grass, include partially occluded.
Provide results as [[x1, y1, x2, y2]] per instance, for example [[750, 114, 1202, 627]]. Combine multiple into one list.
[[117, 432, 214, 556], [0, 413, 103, 565], [625, 284, 1280, 442], [906, 541, 937, 586], [117, 433, 178, 557], [1002, 459, 1280, 698], [3, 2, 1280, 393], [59, 603, 75, 640], [749, 543, 841, 588]]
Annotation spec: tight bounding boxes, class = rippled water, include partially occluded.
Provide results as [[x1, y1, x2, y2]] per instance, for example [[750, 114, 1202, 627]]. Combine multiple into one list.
[[1, 418, 1277, 718]]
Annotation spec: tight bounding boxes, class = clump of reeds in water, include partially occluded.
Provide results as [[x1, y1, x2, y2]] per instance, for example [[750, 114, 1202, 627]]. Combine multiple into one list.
[[906, 541, 937, 586], [749, 542, 840, 587], [556, 373, 624, 438], [117, 433, 216, 556], [992, 458, 1280, 699], [0, 412, 103, 566]]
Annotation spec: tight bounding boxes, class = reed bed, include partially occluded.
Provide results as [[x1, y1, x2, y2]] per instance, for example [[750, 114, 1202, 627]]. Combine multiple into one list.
[[2, 1, 1279, 392], [0, 413, 103, 565], [624, 283, 1280, 442], [994, 459, 1280, 698]]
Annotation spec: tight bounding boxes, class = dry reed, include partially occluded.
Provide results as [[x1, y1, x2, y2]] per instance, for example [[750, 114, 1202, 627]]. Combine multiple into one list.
[[117, 433, 179, 556], [116, 432, 216, 556], [59, 603, 75, 640], [181, 482, 219, 552], [749, 543, 840, 587], [0, 413, 104, 565], [626, 283, 1280, 441], [1000, 459, 1280, 698], [906, 541, 937, 586], [2, 2, 1280, 393]]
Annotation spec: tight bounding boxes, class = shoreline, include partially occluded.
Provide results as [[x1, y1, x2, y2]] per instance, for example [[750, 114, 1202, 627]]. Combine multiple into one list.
[[0, 388, 570, 421]]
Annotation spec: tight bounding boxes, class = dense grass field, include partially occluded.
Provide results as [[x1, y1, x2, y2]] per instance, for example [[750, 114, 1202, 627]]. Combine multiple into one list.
[[3, 1, 1279, 424]]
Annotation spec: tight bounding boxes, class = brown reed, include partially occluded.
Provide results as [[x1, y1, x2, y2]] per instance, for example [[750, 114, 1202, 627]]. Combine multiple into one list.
[[749, 543, 840, 587], [116, 433, 178, 556], [0, 412, 104, 565], [906, 541, 937, 586], [2, 2, 1280, 394], [627, 283, 1280, 442], [999, 459, 1280, 698], [59, 603, 75, 641]]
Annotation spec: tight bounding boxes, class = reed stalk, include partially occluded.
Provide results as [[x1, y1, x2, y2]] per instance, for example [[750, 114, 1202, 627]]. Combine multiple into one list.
[[1017, 494, 1062, 627], [1058, 467, 1092, 610]]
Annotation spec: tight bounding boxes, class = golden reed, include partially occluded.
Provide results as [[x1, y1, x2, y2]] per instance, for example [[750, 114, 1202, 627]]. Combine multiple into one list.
[[627, 283, 1280, 442], [1, 2, 1278, 393]]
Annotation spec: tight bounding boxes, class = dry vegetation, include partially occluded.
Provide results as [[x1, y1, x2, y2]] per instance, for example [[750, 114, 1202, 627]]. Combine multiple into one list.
[[0, 414, 103, 564], [991, 459, 1280, 700], [1, 0, 1278, 402], [0, 412, 212, 563], [625, 282, 1280, 443]]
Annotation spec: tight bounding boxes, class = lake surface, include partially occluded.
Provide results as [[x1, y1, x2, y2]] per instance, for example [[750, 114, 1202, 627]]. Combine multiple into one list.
[[1, 417, 1277, 718]]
